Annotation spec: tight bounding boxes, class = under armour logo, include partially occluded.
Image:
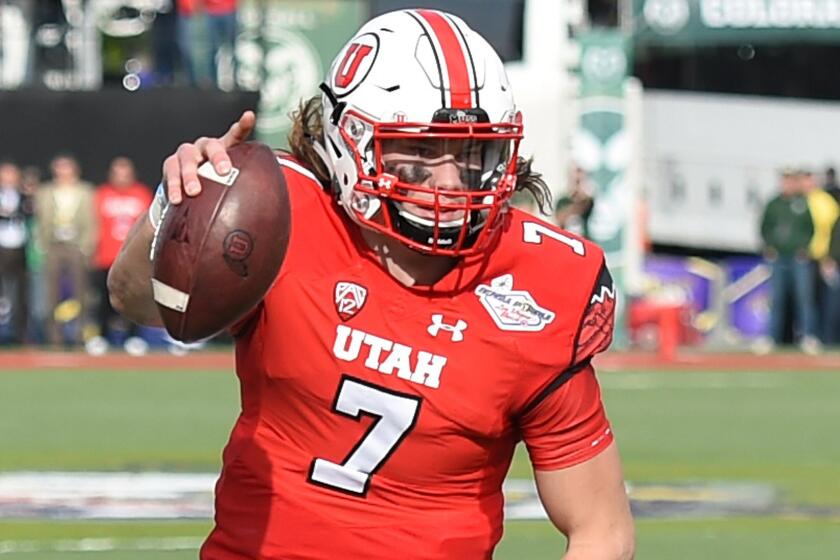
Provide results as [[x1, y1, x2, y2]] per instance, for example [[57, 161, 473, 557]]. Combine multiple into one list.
[[377, 175, 395, 191], [427, 314, 467, 342]]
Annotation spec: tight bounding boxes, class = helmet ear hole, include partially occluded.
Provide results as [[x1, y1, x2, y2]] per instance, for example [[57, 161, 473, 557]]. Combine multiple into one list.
[[342, 173, 350, 186]]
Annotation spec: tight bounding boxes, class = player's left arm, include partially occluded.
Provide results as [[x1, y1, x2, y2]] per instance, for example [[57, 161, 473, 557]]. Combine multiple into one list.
[[535, 441, 634, 560], [522, 365, 634, 560], [519, 259, 634, 559]]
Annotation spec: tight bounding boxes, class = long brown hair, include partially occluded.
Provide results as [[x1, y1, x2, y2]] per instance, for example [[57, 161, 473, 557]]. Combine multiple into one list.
[[288, 96, 552, 213]]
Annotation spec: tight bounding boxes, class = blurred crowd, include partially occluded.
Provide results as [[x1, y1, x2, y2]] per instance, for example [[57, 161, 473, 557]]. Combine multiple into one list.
[[15, 0, 240, 90], [3, 154, 838, 355], [755, 166, 840, 354], [515, 164, 840, 355], [147, 0, 238, 89], [0, 156, 603, 355], [0, 155, 153, 354]]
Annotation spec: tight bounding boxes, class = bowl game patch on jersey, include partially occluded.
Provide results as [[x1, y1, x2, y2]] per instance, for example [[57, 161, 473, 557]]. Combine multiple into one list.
[[474, 274, 556, 332]]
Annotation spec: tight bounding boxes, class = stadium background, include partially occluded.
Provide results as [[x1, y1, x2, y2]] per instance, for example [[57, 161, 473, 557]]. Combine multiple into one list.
[[1, 0, 840, 558]]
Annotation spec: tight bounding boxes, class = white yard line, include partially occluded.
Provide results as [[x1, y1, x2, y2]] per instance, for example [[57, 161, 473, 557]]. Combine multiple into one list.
[[0, 537, 204, 555]]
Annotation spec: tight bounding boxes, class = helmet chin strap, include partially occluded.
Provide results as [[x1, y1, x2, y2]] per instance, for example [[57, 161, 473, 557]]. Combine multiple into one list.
[[385, 201, 482, 253]]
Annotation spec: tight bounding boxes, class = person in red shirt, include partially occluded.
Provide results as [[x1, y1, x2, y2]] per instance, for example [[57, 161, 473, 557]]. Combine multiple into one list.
[[109, 9, 634, 559], [89, 157, 152, 355]]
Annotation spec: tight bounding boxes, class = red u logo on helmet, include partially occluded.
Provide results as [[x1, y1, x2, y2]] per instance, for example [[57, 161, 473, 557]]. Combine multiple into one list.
[[335, 43, 374, 88]]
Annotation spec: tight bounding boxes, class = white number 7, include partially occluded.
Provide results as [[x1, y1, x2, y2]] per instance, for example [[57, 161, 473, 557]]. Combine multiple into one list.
[[309, 376, 421, 496], [523, 221, 586, 256]]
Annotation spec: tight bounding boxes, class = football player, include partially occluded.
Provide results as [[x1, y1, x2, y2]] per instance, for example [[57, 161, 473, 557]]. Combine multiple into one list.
[[109, 9, 634, 560]]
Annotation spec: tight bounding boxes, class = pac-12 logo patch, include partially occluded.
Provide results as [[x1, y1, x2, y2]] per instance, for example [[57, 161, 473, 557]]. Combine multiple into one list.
[[334, 281, 368, 321], [475, 274, 555, 332]]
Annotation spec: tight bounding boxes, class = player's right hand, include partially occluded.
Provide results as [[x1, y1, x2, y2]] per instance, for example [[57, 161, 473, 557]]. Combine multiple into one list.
[[162, 110, 256, 205]]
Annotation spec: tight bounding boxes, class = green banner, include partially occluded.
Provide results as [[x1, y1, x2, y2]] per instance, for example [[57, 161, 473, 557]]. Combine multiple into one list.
[[237, 0, 364, 148], [576, 31, 632, 346], [635, 0, 840, 46]]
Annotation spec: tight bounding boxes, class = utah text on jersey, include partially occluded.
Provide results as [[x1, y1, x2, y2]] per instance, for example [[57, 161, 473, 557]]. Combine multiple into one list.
[[332, 324, 447, 389]]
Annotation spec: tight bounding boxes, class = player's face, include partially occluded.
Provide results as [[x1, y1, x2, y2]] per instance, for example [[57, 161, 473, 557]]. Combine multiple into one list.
[[380, 138, 487, 225]]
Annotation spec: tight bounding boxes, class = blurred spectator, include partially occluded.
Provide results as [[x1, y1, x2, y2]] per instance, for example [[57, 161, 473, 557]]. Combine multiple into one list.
[[205, 0, 238, 87], [510, 189, 539, 215], [802, 169, 840, 343], [177, 0, 238, 88], [152, 1, 180, 85], [176, 0, 200, 86], [33, 0, 72, 78], [36, 154, 96, 348], [0, 161, 30, 345], [87, 157, 152, 356], [554, 166, 594, 238], [824, 166, 840, 204], [824, 219, 840, 345], [756, 168, 819, 355], [21, 166, 46, 344]]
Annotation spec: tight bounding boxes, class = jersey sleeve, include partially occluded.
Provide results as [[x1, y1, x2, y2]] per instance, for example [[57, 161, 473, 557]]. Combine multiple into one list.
[[518, 364, 613, 471], [573, 259, 615, 365], [516, 258, 616, 471]]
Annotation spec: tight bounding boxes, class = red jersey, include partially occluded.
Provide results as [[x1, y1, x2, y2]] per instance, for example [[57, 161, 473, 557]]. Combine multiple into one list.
[[93, 183, 152, 269], [201, 158, 616, 560]]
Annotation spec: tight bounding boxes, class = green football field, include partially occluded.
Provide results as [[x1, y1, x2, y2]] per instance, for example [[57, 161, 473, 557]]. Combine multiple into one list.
[[1, 367, 839, 559]]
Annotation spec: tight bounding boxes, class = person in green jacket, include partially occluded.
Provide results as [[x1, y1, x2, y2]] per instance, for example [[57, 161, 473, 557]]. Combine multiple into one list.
[[758, 168, 820, 354]]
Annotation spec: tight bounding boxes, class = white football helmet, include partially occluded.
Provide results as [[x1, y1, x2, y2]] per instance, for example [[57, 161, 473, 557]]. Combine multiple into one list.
[[319, 9, 523, 256]]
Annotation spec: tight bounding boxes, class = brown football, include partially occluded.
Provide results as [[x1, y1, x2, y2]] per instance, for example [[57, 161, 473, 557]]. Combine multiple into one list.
[[151, 141, 290, 342]]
